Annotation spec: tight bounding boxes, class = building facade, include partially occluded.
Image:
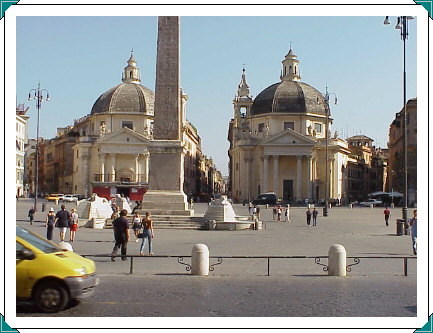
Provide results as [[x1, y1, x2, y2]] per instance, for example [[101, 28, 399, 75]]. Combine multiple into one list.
[[387, 98, 417, 206], [16, 104, 29, 197], [228, 49, 351, 204], [346, 135, 388, 202]]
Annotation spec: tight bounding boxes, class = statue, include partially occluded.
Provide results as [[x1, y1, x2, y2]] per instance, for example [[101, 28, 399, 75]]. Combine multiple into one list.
[[100, 123, 106, 135], [307, 125, 313, 135], [264, 124, 269, 136], [333, 130, 339, 139]]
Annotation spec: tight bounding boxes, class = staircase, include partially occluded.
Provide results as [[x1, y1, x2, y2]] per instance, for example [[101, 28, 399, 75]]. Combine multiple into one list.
[[104, 215, 206, 230]]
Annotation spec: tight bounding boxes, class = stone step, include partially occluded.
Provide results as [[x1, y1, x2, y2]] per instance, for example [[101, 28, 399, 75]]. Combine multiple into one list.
[[104, 218, 206, 230]]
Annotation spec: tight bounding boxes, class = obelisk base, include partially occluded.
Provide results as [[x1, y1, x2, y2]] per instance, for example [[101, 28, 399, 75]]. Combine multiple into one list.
[[139, 190, 193, 216]]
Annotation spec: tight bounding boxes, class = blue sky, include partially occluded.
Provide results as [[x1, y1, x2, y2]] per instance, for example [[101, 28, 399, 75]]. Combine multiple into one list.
[[16, 16, 417, 175]]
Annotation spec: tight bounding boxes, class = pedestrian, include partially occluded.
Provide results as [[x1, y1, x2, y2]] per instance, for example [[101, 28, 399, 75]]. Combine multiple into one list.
[[111, 206, 120, 220], [110, 198, 117, 212], [131, 211, 142, 242], [45, 207, 55, 240], [69, 208, 79, 242], [312, 207, 318, 226], [28, 207, 35, 225], [306, 208, 312, 226], [256, 205, 261, 220], [111, 209, 130, 262], [54, 204, 71, 242], [190, 197, 194, 209], [409, 209, 417, 255], [383, 206, 391, 226], [252, 206, 257, 220], [277, 206, 282, 222], [272, 206, 277, 220], [139, 211, 154, 256]]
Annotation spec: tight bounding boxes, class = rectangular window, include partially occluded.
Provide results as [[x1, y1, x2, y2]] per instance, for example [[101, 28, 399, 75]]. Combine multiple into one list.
[[122, 121, 134, 130], [258, 123, 265, 132], [314, 123, 322, 133], [284, 122, 295, 130]]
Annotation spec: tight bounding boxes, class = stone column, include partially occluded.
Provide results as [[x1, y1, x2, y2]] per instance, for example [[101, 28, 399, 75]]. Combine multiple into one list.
[[134, 154, 139, 182], [110, 153, 116, 182], [273, 155, 279, 194], [99, 153, 106, 182], [244, 156, 250, 201], [307, 156, 312, 199], [144, 152, 150, 183], [297, 155, 303, 199], [263, 155, 269, 193]]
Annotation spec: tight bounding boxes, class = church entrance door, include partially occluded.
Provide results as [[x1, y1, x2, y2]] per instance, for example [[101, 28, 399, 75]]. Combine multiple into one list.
[[283, 180, 293, 202]]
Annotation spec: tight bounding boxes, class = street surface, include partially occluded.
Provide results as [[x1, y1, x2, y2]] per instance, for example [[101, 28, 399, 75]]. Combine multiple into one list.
[[15, 199, 417, 317]]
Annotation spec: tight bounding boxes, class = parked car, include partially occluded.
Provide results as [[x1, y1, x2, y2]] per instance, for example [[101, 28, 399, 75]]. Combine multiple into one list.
[[45, 193, 64, 201], [62, 194, 78, 202], [359, 199, 383, 207], [252, 192, 278, 206], [16, 226, 98, 312]]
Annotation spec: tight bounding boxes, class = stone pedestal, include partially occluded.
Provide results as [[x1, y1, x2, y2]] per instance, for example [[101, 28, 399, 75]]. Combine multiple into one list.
[[139, 190, 193, 216]]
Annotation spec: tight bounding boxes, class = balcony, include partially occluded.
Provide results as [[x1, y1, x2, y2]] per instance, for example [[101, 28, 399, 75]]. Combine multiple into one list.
[[93, 174, 148, 184]]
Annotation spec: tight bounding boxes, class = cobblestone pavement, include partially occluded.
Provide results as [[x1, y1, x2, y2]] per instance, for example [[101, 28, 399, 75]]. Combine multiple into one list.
[[14, 199, 418, 317]]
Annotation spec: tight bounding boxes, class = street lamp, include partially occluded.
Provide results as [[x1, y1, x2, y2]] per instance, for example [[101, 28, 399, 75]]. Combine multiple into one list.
[[317, 86, 337, 217], [384, 16, 414, 222], [28, 83, 50, 211]]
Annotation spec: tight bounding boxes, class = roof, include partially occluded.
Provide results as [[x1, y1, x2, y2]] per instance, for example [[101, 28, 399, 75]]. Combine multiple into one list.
[[250, 80, 327, 116], [91, 83, 154, 115]]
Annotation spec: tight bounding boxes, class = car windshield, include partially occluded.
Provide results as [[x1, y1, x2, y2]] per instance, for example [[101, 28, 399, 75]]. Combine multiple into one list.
[[16, 226, 63, 254]]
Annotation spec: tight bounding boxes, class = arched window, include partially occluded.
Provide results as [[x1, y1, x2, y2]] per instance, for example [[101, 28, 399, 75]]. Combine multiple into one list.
[[130, 71, 133, 78]]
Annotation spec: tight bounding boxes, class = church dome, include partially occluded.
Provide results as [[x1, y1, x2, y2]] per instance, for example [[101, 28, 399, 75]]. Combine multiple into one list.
[[249, 48, 327, 116], [91, 83, 154, 115], [90, 52, 155, 115], [250, 80, 326, 116]]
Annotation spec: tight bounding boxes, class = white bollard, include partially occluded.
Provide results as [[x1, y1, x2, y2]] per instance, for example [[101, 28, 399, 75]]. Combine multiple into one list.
[[191, 243, 209, 276], [370, 204, 373, 209], [391, 203, 395, 208], [328, 244, 346, 277], [349, 203, 353, 209]]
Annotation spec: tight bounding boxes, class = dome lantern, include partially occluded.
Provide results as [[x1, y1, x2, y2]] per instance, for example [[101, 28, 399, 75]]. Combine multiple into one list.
[[122, 50, 141, 84], [280, 47, 301, 82]]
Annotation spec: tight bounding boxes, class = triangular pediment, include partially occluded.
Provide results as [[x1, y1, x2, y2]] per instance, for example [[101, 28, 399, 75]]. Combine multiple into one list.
[[263, 129, 316, 146], [97, 127, 151, 144]]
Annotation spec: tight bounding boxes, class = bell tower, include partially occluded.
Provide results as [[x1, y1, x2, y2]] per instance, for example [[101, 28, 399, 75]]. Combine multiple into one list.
[[233, 67, 253, 127]]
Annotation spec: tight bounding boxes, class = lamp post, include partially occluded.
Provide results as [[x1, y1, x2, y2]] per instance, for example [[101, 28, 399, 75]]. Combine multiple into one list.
[[384, 16, 414, 222], [317, 86, 337, 217], [28, 83, 50, 211]]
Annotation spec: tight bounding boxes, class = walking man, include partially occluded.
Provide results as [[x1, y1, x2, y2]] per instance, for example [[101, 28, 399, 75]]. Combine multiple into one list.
[[28, 207, 35, 225], [55, 205, 70, 242], [312, 208, 318, 226], [383, 207, 391, 226], [409, 209, 417, 255], [306, 208, 312, 226], [111, 209, 130, 262]]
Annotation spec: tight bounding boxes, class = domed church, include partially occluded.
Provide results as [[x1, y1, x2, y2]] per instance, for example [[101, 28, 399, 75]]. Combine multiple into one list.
[[71, 52, 155, 200], [228, 48, 351, 204]]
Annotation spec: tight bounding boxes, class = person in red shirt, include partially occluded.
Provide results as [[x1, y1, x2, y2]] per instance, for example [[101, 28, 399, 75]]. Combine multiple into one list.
[[384, 207, 391, 226]]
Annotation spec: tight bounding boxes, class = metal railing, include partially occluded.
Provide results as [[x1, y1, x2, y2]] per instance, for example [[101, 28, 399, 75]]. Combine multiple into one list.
[[81, 254, 416, 276]]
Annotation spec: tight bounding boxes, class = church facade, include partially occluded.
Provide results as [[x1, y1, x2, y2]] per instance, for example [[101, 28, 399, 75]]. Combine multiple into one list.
[[228, 49, 351, 204]]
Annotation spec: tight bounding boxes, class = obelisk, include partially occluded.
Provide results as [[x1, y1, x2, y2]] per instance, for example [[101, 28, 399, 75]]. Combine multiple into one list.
[[142, 16, 192, 216]]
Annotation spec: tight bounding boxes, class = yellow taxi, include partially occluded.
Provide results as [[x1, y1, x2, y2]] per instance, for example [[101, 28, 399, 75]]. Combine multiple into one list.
[[16, 226, 98, 312], [45, 193, 64, 201]]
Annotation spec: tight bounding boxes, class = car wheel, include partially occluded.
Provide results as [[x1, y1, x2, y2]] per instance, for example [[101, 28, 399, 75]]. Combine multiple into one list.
[[34, 281, 69, 313]]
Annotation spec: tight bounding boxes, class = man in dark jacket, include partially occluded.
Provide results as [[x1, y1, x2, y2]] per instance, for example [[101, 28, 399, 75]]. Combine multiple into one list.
[[111, 209, 130, 262], [55, 205, 70, 241]]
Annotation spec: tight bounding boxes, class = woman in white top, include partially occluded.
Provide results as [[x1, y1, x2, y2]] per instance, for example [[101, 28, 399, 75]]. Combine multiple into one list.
[[69, 208, 79, 242], [132, 212, 142, 242]]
